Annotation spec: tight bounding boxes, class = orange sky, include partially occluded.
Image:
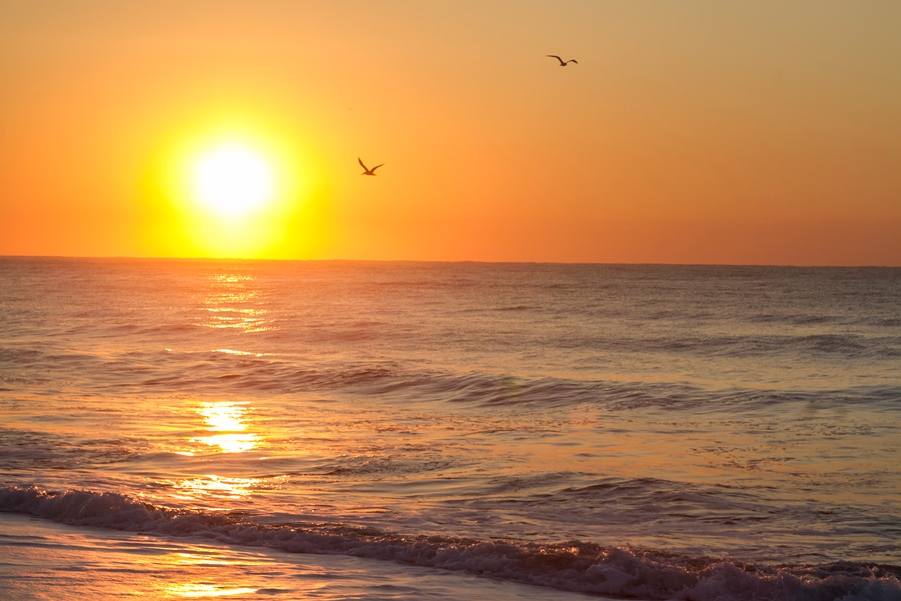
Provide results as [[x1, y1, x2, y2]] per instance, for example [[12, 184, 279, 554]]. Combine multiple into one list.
[[2, 1, 900, 265]]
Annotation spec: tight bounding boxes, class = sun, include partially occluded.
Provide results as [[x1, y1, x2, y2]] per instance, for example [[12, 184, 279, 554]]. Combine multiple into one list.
[[150, 120, 328, 259], [191, 143, 276, 217]]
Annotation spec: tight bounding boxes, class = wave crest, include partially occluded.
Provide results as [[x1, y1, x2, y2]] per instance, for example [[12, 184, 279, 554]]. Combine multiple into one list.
[[2, 485, 898, 601]]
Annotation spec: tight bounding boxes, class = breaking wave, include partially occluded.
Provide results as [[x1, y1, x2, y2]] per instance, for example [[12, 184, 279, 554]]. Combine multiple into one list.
[[2, 486, 898, 601]]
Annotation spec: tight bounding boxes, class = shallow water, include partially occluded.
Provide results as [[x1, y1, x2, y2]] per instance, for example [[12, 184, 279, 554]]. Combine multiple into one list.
[[1, 258, 900, 600], [0, 513, 600, 601]]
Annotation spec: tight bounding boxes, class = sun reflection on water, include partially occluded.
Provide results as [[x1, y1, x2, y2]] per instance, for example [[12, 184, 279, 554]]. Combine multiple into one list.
[[169, 475, 264, 504], [192, 401, 260, 454], [200, 273, 272, 333], [163, 554, 257, 597], [167, 583, 258, 598], [166, 400, 270, 508]]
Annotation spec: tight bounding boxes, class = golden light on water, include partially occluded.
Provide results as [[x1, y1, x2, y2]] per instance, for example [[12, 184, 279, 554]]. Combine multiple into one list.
[[167, 582, 257, 598], [196, 431, 257, 454], [194, 401, 259, 454], [152, 551, 274, 599], [166, 400, 268, 507], [170, 475, 264, 504], [201, 274, 271, 333]]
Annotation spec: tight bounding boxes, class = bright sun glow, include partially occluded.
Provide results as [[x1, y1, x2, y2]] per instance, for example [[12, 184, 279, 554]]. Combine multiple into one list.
[[153, 120, 328, 259], [191, 143, 275, 217]]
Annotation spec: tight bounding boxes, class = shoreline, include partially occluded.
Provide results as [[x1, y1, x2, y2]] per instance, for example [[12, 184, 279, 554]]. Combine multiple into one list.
[[0, 512, 627, 601]]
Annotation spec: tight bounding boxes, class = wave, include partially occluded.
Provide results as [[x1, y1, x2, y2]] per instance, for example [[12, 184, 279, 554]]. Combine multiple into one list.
[[4, 341, 900, 414], [1, 486, 898, 601]]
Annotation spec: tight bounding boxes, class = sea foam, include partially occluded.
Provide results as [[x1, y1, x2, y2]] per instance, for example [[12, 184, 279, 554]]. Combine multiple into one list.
[[2, 486, 898, 601]]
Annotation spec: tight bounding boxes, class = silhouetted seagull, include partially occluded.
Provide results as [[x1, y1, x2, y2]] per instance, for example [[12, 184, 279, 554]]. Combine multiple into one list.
[[547, 55, 578, 66], [358, 157, 384, 176]]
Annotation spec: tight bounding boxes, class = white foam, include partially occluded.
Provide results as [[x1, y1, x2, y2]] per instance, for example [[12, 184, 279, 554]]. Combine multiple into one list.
[[2, 486, 898, 601]]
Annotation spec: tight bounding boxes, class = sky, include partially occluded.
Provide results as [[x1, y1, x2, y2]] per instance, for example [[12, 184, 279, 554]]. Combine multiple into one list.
[[1, 0, 900, 265]]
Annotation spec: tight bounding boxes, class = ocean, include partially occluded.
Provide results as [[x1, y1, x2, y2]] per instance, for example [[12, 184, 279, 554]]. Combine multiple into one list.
[[1, 257, 899, 600]]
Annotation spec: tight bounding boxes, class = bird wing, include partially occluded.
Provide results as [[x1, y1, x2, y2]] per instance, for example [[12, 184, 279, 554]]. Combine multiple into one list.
[[546, 54, 564, 64], [358, 157, 369, 171], [371, 163, 384, 172], [569, 59, 579, 64]]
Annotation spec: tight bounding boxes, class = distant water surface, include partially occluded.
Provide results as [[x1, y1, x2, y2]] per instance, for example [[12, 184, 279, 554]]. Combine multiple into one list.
[[1, 258, 899, 600]]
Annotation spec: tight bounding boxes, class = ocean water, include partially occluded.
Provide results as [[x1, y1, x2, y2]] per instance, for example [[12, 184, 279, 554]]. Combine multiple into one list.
[[1, 257, 899, 600]]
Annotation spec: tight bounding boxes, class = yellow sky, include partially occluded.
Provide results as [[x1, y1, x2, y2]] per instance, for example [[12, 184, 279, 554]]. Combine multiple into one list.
[[2, 0, 900, 265]]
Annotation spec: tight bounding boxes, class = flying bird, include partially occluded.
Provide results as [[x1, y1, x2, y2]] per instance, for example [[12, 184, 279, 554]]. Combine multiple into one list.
[[547, 55, 578, 66], [358, 157, 384, 176]]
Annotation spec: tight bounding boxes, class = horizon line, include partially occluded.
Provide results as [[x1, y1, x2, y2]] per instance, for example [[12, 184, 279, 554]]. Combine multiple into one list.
[[1, 254, 898, 269]]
